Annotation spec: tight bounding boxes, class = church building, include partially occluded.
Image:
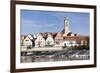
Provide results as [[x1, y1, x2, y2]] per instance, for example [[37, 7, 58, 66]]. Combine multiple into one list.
[[62, 17, 89, 47]]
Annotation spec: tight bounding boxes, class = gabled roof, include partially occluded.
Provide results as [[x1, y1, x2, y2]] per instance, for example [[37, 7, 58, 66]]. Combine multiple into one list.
[[39, 32, 57, 40], [27, 34, 34, 40], [21, 35, 27, 41], [22, 34, 36, 42], [55, 32, 63, 37], [39, 32, 48, 40], [52, 32, 57, 38]]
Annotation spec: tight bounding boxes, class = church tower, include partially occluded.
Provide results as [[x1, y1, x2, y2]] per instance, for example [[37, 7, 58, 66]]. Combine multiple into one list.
[[64, 17, 69, 34]]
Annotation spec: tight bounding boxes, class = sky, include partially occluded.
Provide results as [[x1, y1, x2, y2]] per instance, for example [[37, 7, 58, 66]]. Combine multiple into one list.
[[20, 10, 90, 36]]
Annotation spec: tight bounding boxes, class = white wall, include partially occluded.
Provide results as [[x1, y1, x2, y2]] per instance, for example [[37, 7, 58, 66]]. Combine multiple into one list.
[[0, 0, 100, 73]]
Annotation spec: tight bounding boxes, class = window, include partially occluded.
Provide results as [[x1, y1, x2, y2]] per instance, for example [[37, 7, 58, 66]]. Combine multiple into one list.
[[25, 40, 28, 41]]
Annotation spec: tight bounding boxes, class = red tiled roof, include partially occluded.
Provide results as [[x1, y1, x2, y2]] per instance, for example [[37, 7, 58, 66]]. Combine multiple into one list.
[[63, 36, 89, 41]]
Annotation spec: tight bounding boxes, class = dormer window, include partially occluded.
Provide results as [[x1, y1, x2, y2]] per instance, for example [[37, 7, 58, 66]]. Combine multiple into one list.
[[25, 40, 28, 41]]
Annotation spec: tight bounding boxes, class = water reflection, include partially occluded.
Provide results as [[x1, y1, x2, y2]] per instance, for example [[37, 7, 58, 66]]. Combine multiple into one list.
[[21, 49, 90, 63]]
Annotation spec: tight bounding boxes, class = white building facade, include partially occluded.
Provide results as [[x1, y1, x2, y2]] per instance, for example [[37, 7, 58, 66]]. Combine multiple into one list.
[[22, 37, 33, 48], [46, 34, 54, 46], [35, 34, 45, 47], [54, 32, 63, 47]]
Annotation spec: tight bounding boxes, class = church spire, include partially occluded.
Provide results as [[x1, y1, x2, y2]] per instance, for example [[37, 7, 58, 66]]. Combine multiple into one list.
[[64, 17, 69, 34]]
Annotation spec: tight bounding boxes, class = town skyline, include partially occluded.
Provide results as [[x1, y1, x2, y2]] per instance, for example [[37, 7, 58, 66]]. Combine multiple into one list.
[[20, 10, 90, 63], [21, 10, 90, 36]]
